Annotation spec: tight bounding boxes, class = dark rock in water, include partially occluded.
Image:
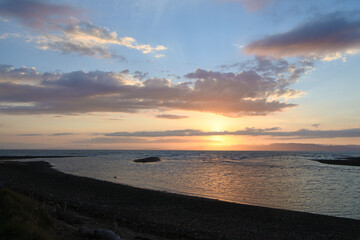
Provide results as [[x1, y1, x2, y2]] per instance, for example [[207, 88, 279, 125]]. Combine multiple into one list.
[[133, 157, 160, 163], [316, 157, 360, 167]]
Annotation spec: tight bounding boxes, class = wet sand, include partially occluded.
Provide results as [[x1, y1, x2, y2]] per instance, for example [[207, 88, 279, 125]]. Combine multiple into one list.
[[0, 160, 359, 239]]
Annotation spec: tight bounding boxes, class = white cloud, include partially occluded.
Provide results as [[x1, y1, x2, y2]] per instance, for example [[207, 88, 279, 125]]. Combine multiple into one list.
[[0, 33, 21, 39], [0, 1, 166, 59], [29, 21, 167, 59]]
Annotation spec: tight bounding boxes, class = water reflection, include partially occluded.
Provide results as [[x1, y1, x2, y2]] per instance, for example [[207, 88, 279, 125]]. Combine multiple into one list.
[[42, 150, 360, 219]]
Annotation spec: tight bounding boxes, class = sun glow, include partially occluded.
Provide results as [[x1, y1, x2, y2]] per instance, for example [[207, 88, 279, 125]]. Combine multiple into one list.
[[210, 137, 225, 145]]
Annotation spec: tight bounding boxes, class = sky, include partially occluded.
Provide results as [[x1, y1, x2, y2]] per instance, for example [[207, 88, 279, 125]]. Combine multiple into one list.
[[1, 0, 360, 150]]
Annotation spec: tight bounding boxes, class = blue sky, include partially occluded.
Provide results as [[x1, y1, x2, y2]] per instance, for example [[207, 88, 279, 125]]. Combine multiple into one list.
[[1, 0, 360, 150]]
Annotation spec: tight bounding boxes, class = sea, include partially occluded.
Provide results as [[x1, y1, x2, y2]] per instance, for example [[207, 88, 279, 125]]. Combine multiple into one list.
[[1, 150, 359, 220]]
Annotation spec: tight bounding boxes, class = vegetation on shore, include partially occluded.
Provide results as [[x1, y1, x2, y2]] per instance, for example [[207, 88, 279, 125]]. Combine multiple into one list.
[[0, 188, 54, 240]]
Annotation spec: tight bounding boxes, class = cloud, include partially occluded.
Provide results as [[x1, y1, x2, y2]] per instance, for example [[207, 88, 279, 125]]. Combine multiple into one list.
[[225, 0, 277, 12], [29, 21, 167, 59], [238, 143, 360, 151], [0, 64, 39, 83], [133, 71, 148, 80], [105, 128, 279, 137], [17, 133, 43, 136], [155, 54, 165, 58], [0, 16, 9, 22], [244, 13, 360, 60], [0, 58, 306, 116], [0, 1, 166, 59], [0, 0, 81, 29], [17, 132, 74, 136], [0, 33, 21, 39], [50, 133, 73, 136], [75, 137, 221, 144], [156, 114, 189, 119], [105, 127, 360, 139], [312, 123, 320, 128]]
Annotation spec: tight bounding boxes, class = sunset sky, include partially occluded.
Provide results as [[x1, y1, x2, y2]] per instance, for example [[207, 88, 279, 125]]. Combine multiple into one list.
[[1, 0, 360, 150]]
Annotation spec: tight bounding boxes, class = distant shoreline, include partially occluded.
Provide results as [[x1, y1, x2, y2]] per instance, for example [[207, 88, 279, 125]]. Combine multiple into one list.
[[0, 160, 359, 239], [0, 156, 81, 160]]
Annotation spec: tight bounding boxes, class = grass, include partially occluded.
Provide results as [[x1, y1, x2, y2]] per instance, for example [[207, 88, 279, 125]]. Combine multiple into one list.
[[0, 188, 55, 240]]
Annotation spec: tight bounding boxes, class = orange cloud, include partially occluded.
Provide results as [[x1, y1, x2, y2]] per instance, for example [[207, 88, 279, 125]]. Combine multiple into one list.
[[0, 58, 309, 116]]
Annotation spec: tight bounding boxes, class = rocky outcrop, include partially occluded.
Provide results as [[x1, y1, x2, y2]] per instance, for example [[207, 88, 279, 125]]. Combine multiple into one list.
[[133, 157, 160, 163]]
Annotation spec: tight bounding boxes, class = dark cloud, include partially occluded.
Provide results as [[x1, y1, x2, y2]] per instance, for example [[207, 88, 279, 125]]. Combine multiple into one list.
[[105, 129, 207, 137], [133, 71, 148, 80], [143, 78, 171, 88], [105, 127, 360, 139], [312, 124, 321, 128], [105, 128, 279, 137], [0, 0, 81, 29], [75, 137, 220, 144], [240, 143, 360, 151], [156, 114, 189, 119], [17, 133, 43, 136], [219, 56, 313, 85], [0, 64, 39, 82], [50, 133, 73, 136], [75, 137, 149, 144], [17, 133, 74, 136], [244, 13, 360, 60], [0, 59, 306, 116], [271, 128, 360, 139], [120, 69, 130, 74]]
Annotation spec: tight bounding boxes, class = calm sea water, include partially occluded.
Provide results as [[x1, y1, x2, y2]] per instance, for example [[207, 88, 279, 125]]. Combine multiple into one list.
[[1, 150, 359, 219]]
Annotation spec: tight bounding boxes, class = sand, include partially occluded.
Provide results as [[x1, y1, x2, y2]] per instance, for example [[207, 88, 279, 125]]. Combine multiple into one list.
[[0, 160, 359, 240]]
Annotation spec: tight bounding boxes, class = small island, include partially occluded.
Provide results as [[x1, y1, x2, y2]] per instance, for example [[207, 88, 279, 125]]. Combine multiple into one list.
[[133, 156, 161, 163], [316, 157, 360, 167]]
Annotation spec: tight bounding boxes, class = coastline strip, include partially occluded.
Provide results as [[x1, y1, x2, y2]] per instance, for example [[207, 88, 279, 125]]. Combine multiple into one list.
[[0, 160, 359, 239]]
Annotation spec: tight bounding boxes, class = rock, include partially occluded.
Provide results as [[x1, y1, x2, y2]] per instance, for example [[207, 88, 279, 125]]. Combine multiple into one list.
[[78, 226, 121, 240], [78, 226, 93, 237], [94, 228, 121, 240], [133, 157, 160, 163]]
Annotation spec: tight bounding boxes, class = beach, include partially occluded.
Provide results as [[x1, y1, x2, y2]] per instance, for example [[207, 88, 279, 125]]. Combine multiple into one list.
[[0, 159, 359, 240]]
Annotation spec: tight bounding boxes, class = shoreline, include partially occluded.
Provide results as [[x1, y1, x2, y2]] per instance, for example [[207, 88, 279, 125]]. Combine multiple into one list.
[[0, 156, 81, 160], [0, 160, 359, 239]]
